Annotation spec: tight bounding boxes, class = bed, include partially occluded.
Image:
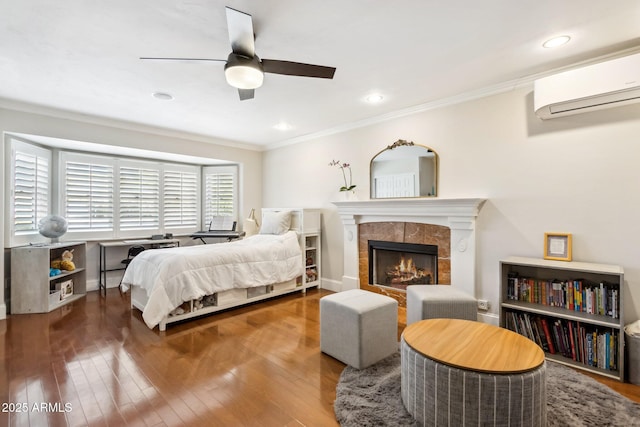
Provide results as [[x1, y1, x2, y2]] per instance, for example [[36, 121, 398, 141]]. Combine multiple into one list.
[[121, 208, 320, 331]]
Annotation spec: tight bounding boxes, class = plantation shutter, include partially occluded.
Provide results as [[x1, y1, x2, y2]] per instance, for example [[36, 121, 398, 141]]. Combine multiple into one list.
[[119, 166, 160, 230], [204, 166, 237, 221], [64, 159, 114, 231], [12, 142, 51, 234], [163, 169, 198, 228]]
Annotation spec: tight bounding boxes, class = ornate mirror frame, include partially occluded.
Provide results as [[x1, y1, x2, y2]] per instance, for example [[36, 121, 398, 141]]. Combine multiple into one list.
[[370, 139, 439, 199]]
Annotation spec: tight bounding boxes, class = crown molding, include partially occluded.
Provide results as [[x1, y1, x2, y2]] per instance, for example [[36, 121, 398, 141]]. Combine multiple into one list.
[[0, 98, 262, 152], [265, 47, 640, 152]]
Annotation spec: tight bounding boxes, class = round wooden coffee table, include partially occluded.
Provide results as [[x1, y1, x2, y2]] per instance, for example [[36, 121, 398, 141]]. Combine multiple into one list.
[[401, 318, 546, 426]]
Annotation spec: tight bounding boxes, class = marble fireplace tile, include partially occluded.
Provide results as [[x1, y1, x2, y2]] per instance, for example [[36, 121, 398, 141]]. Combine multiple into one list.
[[359, 222, 404, 243]]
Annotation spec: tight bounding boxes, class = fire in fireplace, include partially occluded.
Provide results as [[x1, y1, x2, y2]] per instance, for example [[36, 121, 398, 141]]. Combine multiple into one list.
[[368, 240, 438, 290]]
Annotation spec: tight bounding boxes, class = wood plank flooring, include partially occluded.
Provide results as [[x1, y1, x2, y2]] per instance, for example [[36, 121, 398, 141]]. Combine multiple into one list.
[[0, 288, 638, 426]]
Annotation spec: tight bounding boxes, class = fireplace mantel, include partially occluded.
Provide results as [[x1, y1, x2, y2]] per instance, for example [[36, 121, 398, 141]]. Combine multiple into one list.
[[334, 198, 486, 297], [333, 198, 485, 224]]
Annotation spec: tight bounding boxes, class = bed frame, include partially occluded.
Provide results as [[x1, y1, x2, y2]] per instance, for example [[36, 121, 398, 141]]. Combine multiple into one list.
[[130, 208, 321, 331], [131, 278, 303, 331]]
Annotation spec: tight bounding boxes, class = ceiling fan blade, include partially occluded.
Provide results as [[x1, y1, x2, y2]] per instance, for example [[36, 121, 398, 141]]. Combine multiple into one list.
[[140, 57, 225, 62], [226, 7, 255, 57], [262, 59, 336, 79], [238, 89, 255, 101]]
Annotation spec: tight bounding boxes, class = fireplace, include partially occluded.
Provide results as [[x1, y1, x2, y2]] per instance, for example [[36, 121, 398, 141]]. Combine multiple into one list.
[[334, 198, 486, 307], [368, 240, 438, 289]]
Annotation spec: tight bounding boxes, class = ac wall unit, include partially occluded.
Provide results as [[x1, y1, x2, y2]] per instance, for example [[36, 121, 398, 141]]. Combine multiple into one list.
[[534, 52, 640, 119]]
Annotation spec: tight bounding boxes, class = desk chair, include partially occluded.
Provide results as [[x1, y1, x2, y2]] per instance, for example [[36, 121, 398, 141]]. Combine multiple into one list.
[[118, 245, 145, 293]]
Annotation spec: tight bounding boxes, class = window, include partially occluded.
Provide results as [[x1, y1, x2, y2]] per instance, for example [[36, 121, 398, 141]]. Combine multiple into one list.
[[203, 165, 238, 225], [163, 166, 199, 230], [60, 153, 201, 239], [6, 136, 238, 244], [8, 139, 51, 245], [119, 162, 160, 231], [62, 154, 114, 233]]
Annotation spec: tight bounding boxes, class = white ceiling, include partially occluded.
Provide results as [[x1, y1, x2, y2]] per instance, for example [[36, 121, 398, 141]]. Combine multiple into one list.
[[1, 0, 639, 150]]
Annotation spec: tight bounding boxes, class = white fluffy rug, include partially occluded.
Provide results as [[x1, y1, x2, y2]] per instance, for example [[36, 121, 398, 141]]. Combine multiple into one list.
[[335, 352, 640, 427]]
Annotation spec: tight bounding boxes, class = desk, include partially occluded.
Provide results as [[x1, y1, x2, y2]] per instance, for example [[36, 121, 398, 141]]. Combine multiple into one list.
[[98, 238, 179, 295], [190, 231, 245, 244], [401, 319, 546, 426]]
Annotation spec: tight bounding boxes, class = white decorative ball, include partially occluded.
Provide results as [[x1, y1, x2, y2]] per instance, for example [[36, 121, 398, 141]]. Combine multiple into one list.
[[38, 215, 68, 239]]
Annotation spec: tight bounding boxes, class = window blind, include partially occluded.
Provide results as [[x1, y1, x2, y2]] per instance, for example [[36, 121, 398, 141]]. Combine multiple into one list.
[[7, 139, 238, 242], [163, 169, 198, 228], [12, 147, 50, 233], [64, 160, 114, 231], [204, 167, 237, 221], [119, 166, 160, 230]]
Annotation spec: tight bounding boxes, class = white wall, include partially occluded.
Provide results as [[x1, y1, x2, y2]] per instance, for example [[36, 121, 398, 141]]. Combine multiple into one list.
[[3, 87, 639, 325], [263, 87, 640, 325], [0, 107, 264, 317]]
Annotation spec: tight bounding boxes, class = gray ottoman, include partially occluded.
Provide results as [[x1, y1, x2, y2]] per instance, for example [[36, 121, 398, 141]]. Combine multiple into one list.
[[320, 289, 398, 369], [400, 320, 547, 427], [401, 339, 547, 426], [406, 285, 477, 325]]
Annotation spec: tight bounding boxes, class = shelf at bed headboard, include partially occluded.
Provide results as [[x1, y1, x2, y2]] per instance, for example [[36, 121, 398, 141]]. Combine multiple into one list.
[[261, 208, 321, 234]]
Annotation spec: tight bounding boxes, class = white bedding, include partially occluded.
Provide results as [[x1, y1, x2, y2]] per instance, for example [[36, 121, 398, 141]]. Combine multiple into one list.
[[121, 230, 303, 329]]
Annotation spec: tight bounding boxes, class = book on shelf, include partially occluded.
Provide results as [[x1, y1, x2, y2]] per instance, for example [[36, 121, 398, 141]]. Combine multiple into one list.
[[540, 318, 556, 354], [504, 310, 618, 371], [568, 321, 576, 361], [505, 274, 620, 319]]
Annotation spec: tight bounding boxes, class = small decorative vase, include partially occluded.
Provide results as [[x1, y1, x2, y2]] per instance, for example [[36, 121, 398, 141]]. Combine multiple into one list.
[[340, 190, 358, 201]]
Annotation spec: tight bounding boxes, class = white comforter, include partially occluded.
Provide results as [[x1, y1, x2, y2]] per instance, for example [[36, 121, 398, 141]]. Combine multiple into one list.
[[121, 231, 303, 329]]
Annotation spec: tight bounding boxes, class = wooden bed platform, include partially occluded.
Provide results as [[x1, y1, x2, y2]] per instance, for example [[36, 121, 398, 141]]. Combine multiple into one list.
[[131, 278, 303, 331]]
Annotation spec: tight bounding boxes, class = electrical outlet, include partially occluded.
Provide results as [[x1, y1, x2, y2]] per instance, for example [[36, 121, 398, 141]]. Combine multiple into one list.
[[477, 299, 489, 310]]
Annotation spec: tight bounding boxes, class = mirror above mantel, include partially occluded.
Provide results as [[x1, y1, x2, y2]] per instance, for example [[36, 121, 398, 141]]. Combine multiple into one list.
[[370, 140, 438, 199]]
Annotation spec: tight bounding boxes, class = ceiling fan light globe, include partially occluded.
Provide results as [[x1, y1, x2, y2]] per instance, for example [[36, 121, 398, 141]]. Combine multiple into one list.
[[225, 65, 264, 89]]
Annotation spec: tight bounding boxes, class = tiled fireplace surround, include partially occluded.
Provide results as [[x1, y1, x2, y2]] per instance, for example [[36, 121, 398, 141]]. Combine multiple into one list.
[[334, 198, 486, 307]]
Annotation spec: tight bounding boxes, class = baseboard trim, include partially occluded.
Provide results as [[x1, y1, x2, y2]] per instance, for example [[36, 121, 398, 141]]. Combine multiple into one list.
[[0, 303, 6, 320], [87, 278, 123, 292], [87, 279, 100, 292], [478, 311, 499, 325], [342, 275, 359, 291], [321, 278, 341, 293]]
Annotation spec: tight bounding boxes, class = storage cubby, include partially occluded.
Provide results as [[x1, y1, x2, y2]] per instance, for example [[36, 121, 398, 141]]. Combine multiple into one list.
[[303, 233, 321, 287], [499, 256, 624, 380], [11, 241, 87, 313]]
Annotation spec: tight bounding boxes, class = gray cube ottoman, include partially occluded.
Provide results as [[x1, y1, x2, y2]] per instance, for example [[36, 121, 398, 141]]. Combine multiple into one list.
[[320, 289, 398, 369], [406, 285, 477, 325]]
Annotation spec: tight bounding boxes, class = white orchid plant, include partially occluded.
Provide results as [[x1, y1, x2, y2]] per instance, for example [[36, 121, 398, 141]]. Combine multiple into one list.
[[329, 159, 356, 192]]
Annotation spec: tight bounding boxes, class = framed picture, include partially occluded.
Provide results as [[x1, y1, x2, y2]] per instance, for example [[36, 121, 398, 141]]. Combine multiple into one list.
[[544, 233, 572, 261]]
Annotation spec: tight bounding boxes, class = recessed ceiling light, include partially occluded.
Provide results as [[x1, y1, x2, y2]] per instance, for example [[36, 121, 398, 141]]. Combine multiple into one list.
[[365, 93, 384, 103], [542, 35, 571, 49], [152, 92, 174, 100], [273, 122, 292, 131]]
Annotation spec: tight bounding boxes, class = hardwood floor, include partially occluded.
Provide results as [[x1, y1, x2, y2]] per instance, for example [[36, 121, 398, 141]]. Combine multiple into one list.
[[1, 288, 638, 426], [1, 288, 344, 427]]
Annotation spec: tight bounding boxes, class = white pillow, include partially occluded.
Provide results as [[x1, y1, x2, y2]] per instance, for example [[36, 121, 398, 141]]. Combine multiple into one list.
[[260, 210, 291, 235]]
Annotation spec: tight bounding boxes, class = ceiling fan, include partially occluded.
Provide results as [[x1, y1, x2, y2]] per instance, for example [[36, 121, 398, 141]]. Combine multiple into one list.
[[141, 6, 336, 101]]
